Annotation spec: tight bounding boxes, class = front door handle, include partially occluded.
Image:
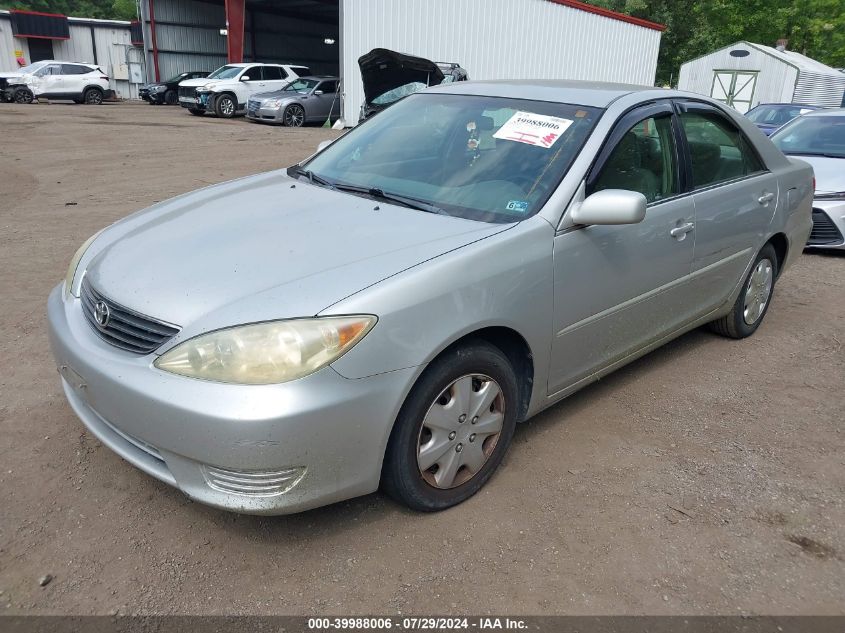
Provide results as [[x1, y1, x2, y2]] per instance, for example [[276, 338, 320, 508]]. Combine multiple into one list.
[[758, 192, 775, 205], [670, 222, 694, 239]]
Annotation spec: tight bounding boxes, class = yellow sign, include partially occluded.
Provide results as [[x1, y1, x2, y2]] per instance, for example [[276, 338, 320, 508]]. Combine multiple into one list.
[[14, 50, 23, 57]]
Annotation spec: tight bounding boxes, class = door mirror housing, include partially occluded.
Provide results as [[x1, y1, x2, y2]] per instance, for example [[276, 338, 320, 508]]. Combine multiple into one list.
[[570, 189, 647, 226], [313, 89, 324, 96], [240, 75, 251, 82]]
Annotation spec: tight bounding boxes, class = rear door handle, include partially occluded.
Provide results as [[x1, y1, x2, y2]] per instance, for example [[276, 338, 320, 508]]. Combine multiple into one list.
[[758, 192, 775, 205], [670, 222, 694, 239]]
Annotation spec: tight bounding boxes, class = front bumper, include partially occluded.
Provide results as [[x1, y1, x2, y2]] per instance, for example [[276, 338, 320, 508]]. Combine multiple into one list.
[[141, 91, 165, 104], [806, 200, 845, 250], [179, 92, 210, 110], [246, 103, 283, 123], [47, 284, 416, 514]]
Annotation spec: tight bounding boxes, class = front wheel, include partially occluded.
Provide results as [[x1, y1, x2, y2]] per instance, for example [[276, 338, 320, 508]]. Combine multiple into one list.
[[14, 88, 34, 104], [283, 104, 305, 127], [709, 243, 778, 339], [214, 94, 237, 118], [381, 341, 519, 512], [164, 89, 177, 105]]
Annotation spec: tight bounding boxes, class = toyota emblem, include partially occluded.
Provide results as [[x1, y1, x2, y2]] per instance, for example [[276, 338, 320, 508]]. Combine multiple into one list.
[[93, 301, 111, 328]]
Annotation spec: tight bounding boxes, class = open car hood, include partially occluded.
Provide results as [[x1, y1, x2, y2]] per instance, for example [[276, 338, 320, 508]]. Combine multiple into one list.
[[358, 48, 445, 105]]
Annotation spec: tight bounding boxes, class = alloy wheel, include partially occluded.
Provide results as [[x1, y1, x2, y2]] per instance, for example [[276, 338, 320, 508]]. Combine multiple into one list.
[[284, 105, 305, 127], [219, 96, 235, 116], [743, 258, 773, 325], [416, 374, 505, 489], [85, 90, 103, 105], [14, 89, 33, 104]]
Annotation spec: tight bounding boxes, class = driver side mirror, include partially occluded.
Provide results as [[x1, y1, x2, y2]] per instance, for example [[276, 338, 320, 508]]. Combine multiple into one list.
[[240, 75, 251, 82], [313, 89, 324, 96], [570, 189, 647, 226]]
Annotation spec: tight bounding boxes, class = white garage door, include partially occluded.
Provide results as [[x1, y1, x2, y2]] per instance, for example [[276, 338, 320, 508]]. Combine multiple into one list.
[[711, 71, 758, 113]]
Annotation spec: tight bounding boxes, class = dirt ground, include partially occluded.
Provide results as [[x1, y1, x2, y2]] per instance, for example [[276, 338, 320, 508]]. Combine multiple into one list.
[[0, 102, 843, 616]]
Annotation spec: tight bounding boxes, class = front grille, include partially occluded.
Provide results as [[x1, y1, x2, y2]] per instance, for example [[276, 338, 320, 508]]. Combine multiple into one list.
[[247, 99, 259, 115], [808, 208, 844, 245], [80, 277, 180, 354], [178, 86, 197, 100], [201, 465, 306, 497]]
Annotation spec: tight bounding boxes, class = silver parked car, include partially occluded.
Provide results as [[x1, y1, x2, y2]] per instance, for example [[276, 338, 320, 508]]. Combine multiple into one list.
[[247, 76, 340, 126], [48, 80, 813, 515], [770, 108, 845, 249]]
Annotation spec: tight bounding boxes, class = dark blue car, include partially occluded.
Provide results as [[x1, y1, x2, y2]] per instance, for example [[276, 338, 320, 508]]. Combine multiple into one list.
[[746, 103, 823, 136]]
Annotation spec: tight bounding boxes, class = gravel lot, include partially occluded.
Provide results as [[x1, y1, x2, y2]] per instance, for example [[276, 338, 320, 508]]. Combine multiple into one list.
[[0, 102, 843, 616]]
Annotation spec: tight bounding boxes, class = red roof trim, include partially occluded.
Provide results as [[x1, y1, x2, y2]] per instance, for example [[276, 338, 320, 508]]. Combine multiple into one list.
[[547, 0, 666, 32], [10, 8, 68, 19]]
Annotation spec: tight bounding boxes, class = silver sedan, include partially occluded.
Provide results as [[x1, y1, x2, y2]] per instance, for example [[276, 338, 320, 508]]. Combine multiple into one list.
[[48, 81, 813, 515], [246, 76, 340, 126]]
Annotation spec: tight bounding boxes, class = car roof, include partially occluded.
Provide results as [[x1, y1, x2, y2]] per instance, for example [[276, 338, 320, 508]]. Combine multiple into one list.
[[38, 60, 95, 66], [431, 79, 675, 108], [753, 103, 820, 108], [800, 107, 845, 117], [296, 75, 338, 80]]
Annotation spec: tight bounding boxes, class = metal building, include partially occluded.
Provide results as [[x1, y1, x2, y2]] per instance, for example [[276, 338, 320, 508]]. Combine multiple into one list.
[[0, 9, 144, 99], [678, 41, 845, 113], [137, 0, 664, 124]]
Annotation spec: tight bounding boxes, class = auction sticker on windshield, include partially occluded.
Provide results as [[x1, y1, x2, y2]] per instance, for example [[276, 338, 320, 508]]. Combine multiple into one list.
[[493, 111, 574, 149]]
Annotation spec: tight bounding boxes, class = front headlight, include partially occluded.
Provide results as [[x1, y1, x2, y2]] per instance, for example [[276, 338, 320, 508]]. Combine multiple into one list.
[[154, 316, 377, 385], [152, 84, 166, 92], [64, 230, 104, 298], [265, 98, 283, 108], [201, 83, 217, 91]]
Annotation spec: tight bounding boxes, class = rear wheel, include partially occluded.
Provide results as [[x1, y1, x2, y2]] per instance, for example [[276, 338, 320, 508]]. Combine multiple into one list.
[[709, 243, 778, 339], [164, 89, 177, 105], [382, 341, 519, 512], [83, 87, 103, 105], [14, 88, 33, 104], [283, 104, 305, 127], [214, 94, 237, 118]]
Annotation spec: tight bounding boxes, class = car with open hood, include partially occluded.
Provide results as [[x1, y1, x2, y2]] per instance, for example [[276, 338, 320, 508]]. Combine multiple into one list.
[[247, 76, 340, 126], [49, 80, 812, 516], [140, 71, 209, 105], [358, 48, 467, 121]]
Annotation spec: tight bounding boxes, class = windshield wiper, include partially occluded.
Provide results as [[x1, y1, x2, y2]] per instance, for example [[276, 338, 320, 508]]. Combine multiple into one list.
[[287, 165, 334, 187], [330, 184, 449, 215]]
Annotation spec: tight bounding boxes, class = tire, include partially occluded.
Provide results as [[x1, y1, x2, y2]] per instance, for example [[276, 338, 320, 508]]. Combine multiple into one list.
[[164, 89, 177, 105], [187, 108, 204, 116], [214, 94, 237, 118], [283, 103, 305, 127], [381, 340, 519, 512], [13, 88, 33, 104], [83, 87, 103, 105], [709, 243, 778, 339]]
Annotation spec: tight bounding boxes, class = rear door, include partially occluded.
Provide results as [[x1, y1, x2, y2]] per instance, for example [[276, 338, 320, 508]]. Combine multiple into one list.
[[261, 65, 289, 92], [61, 64, 90, 95], [675, 101, 778, 313], [548, 102, 696, 394]]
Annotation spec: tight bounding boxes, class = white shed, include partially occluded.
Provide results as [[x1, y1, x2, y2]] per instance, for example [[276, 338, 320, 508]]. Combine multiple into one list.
[[678, 41, 845, 113]]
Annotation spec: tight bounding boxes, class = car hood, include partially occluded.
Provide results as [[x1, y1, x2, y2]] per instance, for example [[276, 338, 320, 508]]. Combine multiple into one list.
[[179, 77, 215, 88], [0, 71, 24, 80], [788, 154, 845, 193], [85, 171, 510, 334], [358, 48, 445, 105], [141, 82, 165, 90]]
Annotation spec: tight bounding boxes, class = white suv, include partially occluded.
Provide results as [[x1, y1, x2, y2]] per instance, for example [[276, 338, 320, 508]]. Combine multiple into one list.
[[0, 60, 110, 104], [178, 63, 311, 118]]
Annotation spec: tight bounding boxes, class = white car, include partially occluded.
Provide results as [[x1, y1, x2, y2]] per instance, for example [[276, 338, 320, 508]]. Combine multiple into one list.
[[177, 63, 311, 118], [0, 60, 110, 104]]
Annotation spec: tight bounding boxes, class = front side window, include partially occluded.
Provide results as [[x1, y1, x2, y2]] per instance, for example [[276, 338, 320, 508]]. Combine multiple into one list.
[[771, 115, 845, 159], [317, 80, 337, 94], [35, 64, 61, 77], [301, 93, 601, 223], [680, 111, 764, 188], [206, 65, 242, 80], [590, 115, 679, 204]]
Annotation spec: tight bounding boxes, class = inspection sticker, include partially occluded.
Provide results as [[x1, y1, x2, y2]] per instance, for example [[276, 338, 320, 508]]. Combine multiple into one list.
[[493, 111, 573, 149]]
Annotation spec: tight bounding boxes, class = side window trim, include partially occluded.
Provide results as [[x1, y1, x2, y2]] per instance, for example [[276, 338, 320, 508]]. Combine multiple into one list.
[[585, 101, 681, 206]]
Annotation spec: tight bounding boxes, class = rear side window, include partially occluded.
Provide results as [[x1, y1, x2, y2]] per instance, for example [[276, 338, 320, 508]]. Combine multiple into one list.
[[262, 66, 286, 80], [680, 112, 764, 188], [61, 64, 91, 75]]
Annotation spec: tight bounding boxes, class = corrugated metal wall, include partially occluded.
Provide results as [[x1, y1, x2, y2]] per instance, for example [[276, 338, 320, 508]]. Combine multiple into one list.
[[138, 0, 339, 82], [794, 70, 845, 108], [340, 0, 662, 124], [0, 14, 141, 99]]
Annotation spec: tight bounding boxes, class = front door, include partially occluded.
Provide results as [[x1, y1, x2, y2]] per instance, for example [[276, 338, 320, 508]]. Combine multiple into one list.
[[548, 103, 696, 395], [310, 80, 339, 121], [711, 71, 758, 114]]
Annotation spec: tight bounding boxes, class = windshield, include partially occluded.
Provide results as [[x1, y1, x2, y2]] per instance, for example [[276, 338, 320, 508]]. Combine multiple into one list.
[[17, 61, 50, 74], [771, 115, 845, 159], [206, 65, 242, 80], [284, 78, 319, 93], [747, 105, 812, 126], [302, 92, 602, 223]]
